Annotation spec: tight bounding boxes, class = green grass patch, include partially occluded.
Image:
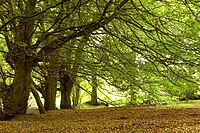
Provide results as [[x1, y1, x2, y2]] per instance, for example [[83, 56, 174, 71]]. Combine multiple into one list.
[[167, 100, 200, 108]]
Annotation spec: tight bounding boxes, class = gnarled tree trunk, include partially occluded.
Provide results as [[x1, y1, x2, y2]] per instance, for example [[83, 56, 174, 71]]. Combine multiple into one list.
[[3, 58, 33, 117], [1, 0, 37, 118]]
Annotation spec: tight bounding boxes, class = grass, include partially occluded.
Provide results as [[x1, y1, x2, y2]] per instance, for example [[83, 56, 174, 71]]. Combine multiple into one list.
[[167, 100, 200, 108]]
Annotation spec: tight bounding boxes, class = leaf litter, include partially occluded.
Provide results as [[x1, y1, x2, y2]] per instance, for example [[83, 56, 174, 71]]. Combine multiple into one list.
[[0, 105, 200, 132]]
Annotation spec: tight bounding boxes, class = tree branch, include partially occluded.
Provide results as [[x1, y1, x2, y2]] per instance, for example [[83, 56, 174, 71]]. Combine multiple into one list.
[[35, 0, 129, 62]]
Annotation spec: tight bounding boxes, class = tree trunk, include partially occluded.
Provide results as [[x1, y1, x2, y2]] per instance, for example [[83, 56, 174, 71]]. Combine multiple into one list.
[[60, 37, 85, 109], [91, 74, 98, 105], [44, 75, 57, 110], [1, 0, 37, 117], [60, 74, 74, 109], [66, 78, 74, 108], [60, 86, 68, 109], [72, 85, 80, 107], [2, 59, 32, 117], [30, 84, 45, 114]]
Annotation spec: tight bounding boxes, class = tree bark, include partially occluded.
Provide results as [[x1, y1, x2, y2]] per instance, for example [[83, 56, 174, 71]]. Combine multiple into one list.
[[44, 75, 57, 110], [3, 58, 33, 117], [60, 74, 74, 109], [1, 0, 37, 118], [30, 84, 45, 114], [72, 85, 80, 107], [91, 74, 98, 105]]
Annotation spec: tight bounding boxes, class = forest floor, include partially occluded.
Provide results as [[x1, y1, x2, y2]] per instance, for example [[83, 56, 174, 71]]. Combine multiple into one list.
[[1, 103, 200, 132]]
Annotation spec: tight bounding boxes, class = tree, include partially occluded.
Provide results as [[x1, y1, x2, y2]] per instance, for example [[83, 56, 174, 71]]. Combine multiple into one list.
[[0, 0, 129, 117], [90, 74, 98, 105]]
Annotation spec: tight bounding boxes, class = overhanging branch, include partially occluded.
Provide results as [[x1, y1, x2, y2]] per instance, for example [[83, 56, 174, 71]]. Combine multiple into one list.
[[35, 0, 129, 62]]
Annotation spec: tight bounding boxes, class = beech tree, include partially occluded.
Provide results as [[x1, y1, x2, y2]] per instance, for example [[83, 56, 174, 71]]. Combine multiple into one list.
[[0, 0, 129, 117]]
